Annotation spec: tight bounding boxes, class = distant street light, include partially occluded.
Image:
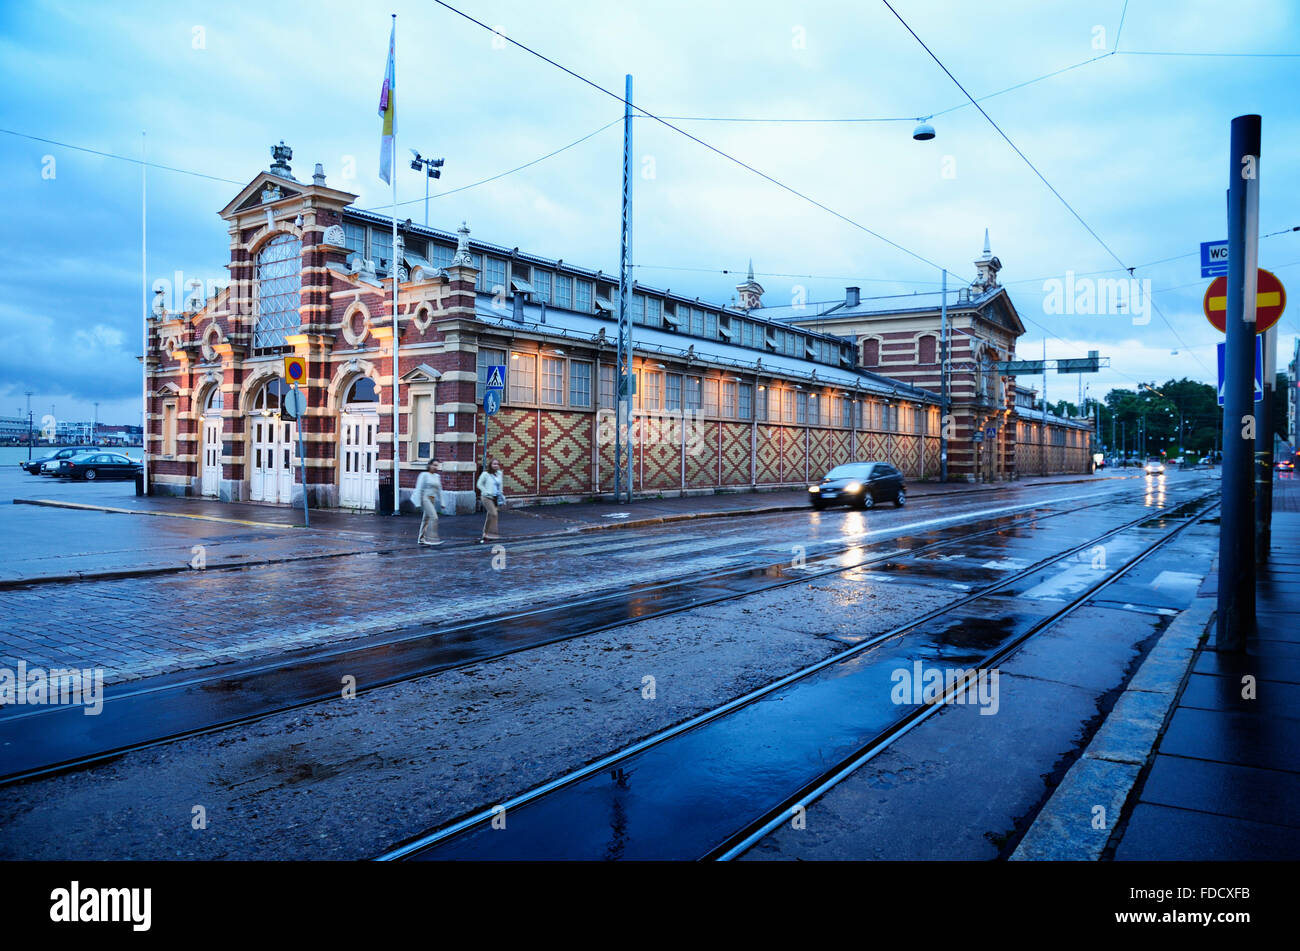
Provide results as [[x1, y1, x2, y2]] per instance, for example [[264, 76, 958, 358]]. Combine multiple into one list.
[[912, 119, 936, 141]]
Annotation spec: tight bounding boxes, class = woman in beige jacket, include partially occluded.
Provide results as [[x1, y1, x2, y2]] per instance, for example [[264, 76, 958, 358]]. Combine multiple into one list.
[[476, 459, 504, 543]]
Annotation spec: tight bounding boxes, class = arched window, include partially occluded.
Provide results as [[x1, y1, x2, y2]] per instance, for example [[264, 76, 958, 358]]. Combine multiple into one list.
[[251, 378, 289, 415], [253, 234, 302, 350], [918, 335, 936, 364], [345, 377, 379, 404], [204, 386, 224, 412], [861, 337, 880, 368]]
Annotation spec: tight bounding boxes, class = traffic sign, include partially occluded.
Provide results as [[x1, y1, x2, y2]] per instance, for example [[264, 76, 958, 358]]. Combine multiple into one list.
[[1216, 337, 1263, 407], [1200, 240, 1229, 278], [282, 385, 307, 419], [484, 364, 506, 392], [1203, 268, 1287, 334], [484, 390, 501, 417], [972, 431, 984, 443], [283, 355, 308, 386]]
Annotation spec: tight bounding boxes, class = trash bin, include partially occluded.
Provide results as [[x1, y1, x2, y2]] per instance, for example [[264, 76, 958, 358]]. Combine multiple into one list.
[[134, 472, 145, 496], [378, 483, 394, 514]]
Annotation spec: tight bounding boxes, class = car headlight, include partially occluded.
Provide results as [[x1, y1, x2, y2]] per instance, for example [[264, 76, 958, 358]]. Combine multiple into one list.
[[845, 481, 863, 493], [808, 485, 819, 493]]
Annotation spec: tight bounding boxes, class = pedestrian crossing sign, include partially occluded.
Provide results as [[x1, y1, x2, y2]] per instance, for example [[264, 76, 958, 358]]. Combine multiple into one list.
[[284, 356, 308, 386], [485, 365, 506, 391]]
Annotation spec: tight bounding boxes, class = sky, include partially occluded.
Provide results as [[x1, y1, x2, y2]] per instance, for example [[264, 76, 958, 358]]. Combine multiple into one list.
[[1, 0, 1298, 428]]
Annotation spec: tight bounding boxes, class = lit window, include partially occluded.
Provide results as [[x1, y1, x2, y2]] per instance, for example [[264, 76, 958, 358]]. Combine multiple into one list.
[[509, 352, 536, 404], [666, 373, 682, 411], [642, 370, 662, 410], [721, 381, 737, 417], [685, 377, 702, 412], [412, 392, 435, 459], [703, 379, 719, 416], [808, 394, 819, 425], [541, 356, 565, 405], [253, 234, 301, 350]]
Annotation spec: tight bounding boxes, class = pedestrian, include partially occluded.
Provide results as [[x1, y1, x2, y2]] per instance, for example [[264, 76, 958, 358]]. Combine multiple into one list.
[[413, 460, 443, 547], [476, 458, 505, 543]]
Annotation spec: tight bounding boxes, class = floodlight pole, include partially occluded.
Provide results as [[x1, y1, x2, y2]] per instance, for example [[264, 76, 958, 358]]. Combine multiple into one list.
[[615, 73, 634, 504]]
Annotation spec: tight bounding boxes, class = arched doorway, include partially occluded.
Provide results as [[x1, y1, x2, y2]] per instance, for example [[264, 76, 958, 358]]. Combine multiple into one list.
[[248, 378, 296, 503], [339, 376, 380, 510], [200, 385, 223, 497]]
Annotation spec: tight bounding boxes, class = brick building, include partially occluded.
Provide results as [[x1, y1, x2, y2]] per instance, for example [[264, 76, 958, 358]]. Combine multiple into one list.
[[144, 144, 953, 513], [751, 232, 1094, 481]]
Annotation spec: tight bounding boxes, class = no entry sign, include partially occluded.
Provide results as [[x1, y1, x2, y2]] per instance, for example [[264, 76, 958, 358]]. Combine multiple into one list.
[[1203, 268, 1287, 334]]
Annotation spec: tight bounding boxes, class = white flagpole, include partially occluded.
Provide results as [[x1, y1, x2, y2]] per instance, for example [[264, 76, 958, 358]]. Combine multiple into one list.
[[390, 13, 400, 515], [141, 130, 149, 495]]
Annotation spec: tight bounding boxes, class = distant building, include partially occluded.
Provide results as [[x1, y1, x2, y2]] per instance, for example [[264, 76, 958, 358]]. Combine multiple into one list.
[[0, 416, 29, 442], [142, 143, 1089, 511]]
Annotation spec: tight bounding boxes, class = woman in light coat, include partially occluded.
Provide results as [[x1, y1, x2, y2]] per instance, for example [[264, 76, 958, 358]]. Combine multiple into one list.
[[476, 458, 505, 543], [413, 460, 444, 546]]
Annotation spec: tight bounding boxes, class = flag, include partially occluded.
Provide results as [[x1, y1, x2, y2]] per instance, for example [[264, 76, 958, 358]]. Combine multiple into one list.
[[377, 19, 396, 184]]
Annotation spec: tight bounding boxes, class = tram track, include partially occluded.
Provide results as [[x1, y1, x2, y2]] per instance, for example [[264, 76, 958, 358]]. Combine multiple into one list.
[[378, 486, 1218, 861], [0, 483, 1161, 787]]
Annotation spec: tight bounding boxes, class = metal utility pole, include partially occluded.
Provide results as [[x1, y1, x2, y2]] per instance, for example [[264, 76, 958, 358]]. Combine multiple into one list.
[[939, 269, 948, 482], [24, 391, 32, 461], [1217, 113, 1261, 652], [1256, 324, 1277, 562], [93, 401, 99, 446], [614, 73, 634, 504], [1040, 338, 1047, 475]]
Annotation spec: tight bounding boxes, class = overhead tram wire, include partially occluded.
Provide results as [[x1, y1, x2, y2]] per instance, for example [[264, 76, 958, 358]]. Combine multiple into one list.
[[0, 128, 245, 186], [430, 0, 952, 277], [879, 0, 1213, 377]]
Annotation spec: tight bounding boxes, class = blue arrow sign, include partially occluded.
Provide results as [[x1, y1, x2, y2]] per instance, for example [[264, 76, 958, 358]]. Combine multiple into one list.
[[1216, 337, 1263, 407]]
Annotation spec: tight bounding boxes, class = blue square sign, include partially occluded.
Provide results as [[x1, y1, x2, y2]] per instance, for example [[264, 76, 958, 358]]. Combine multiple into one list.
[[1216, 337, 1263, 406]]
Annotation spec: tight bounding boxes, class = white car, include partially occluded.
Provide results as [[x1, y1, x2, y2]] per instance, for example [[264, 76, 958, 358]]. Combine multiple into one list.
[[1144, 457, 1165, 474]]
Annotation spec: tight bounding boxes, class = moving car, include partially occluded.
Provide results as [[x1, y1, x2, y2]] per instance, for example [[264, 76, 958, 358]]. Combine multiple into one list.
[[20, 447, 95, 474], [53, 451, 142, 481], [809, 461, 905, 510], [1276, 458, 1295, 472], [1143, 456, 1165, 475]]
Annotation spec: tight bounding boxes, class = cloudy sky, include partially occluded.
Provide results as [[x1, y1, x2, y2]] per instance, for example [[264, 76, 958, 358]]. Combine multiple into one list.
[[2, 0, 1298, 428]]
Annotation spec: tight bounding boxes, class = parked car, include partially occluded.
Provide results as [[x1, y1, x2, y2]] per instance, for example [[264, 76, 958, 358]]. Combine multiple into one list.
[[809, 461, 906, 510], [1143, 456, 1165, 475], [20, 447, 95, 474], [53, 451, 142, 481]]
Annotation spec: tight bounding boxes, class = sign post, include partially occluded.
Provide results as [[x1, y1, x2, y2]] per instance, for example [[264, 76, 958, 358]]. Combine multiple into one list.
[[282, 380, 309, 528], [482, 364, 505, 483], [1216, 114, 1261, 653]]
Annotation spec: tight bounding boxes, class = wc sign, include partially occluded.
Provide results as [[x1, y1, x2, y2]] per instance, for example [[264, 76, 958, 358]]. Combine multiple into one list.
[[1200, 240, 1229, 278]]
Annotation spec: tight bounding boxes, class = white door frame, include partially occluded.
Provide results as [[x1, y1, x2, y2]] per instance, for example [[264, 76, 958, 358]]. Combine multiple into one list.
[[201, 416, 222, 497], [249, 414, 295, 503], [339, 408, 380, 510]]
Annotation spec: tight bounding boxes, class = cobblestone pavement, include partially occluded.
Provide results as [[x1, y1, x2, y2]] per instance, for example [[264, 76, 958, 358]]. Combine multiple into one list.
[[0, 478, 1167, 684]]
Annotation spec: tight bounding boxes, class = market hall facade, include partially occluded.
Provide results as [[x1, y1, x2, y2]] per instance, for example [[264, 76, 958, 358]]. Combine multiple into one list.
[[143, 145, 1092, 513]]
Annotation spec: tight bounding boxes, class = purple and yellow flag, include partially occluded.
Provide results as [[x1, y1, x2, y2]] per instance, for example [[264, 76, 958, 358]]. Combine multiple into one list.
[[377, 19, 396, 184]]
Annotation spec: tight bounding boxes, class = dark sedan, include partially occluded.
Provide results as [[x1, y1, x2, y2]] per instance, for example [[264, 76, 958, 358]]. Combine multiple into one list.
[[53, 451, 141, 481], [20, 447, 96, 474], [809, 461, 906, 510]]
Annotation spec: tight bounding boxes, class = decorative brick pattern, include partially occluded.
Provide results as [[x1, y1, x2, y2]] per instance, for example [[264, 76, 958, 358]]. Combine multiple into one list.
[[808, 429, 833, 480], [719, 423, 750, 485], [539, 411, 590, 494], [490, 407, 538, 496], [755, 425, 781, 484], [641, 435, 680, 490], [685, 421, 720, 487]]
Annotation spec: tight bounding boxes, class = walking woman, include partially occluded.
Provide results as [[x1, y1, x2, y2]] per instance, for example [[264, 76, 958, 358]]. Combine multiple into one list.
[[477, 458, 505, 543], [413, 460, 444, 547]]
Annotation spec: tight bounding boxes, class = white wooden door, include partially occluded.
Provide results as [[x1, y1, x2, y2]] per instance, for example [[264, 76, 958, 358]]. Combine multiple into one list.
[[339, 412, 379, 509], [201, 416, 222, 496], [250, 418, 295, 503]]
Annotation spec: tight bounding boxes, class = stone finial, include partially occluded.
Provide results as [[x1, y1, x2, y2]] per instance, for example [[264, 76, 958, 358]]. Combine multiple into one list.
[[736, 258, 765, 310], [451, 221, 474, 267], [270, 141, 294, 180], [973, 229, 1001, 290], [313, 163, 326, 186]]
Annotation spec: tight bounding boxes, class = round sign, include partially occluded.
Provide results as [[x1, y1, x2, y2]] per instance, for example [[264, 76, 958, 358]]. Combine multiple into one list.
[[1203, 268, 1287, 334], [282, 387, 307, 420]]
